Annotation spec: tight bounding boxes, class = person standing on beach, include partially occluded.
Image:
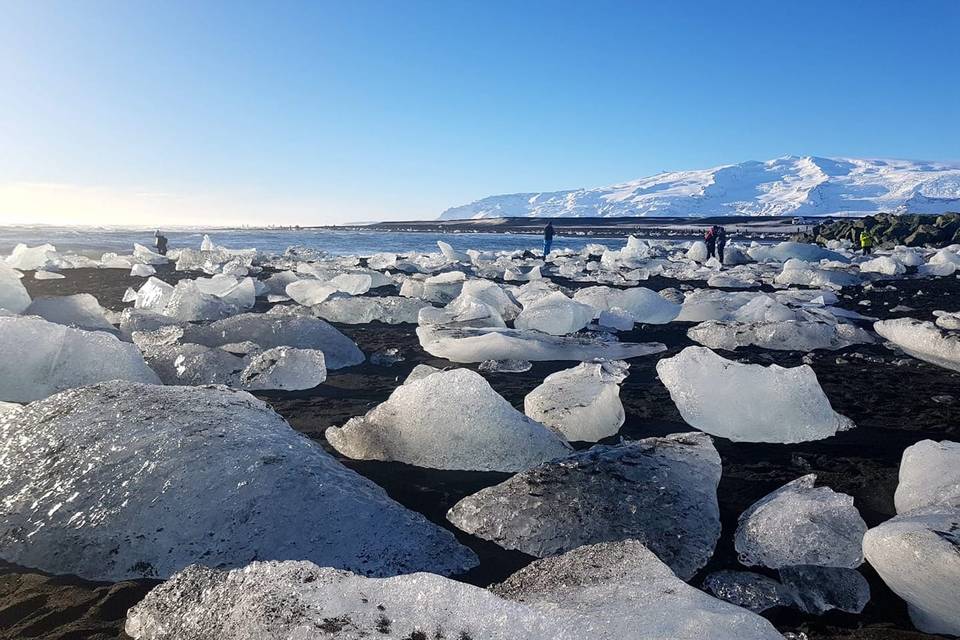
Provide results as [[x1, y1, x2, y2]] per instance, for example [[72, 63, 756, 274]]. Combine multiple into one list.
[[543, 221, 555, 256], [154, 230, 169, 256], [716, 226, 727, 264], [859, 230, 874, 255], [704, 225, 717, 260]]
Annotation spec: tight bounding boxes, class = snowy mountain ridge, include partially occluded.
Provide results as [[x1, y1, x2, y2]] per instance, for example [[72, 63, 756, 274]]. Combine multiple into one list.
[[439, 156, 960, 219]]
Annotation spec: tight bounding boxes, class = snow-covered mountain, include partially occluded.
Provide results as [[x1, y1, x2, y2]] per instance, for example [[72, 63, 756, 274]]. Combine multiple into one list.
[[439, 156, 960, 219]]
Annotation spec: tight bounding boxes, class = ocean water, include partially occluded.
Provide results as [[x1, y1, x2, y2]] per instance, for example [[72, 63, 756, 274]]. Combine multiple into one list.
[[0, 226, 636, 257]]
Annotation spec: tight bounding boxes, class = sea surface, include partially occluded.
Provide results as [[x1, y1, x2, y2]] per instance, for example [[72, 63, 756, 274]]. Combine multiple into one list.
[[0, 226, 637, 257]]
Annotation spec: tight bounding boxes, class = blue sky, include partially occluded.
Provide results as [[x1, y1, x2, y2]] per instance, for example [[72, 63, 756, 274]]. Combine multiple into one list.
[[1, 0, 958, 225]]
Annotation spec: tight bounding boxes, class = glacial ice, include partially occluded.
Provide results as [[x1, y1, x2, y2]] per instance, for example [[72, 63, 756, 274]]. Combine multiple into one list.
[[933, 310, 960, 330], [0, 315, 159, 402], [863, 509, 960, 636], [859, 255, 906, 276], [5, 243, 59, 271], [185, 313, 364, 369], [133, 329, 246, 386], [748, 242, 848, 264], [0, 263, 31, 313], [239, 347, 327, 390], [162, 280, 238, 321], [598, 307, 634, 330], [874, 318, 960, 372], [702, 571, 790, 612], [686, 241, 709, 263], [326, 368, 572, 471], [492, 541, 783, 640], [778, 565, 870, 614], [134, 277, 174, 312], [573, 286, 681, 324], [312, 295, 429, 324], [450, 279, 520, 320], [514, 291, 595, 335], [735, 474, 868, 569], [328, 272, 372, 295], [656, 347, 854, 443], [524, 361, 628, 442], [133, 243, 168, 265], [893, 439, 960, 514], [774, 260, 859, 289], [447, 432, 722, 580], [0, 382, 477, 581], [285, 278, 337, 306], [417, 324, 666, 363], [130, 263, 157, 277], [24, 293, 116, 333], [688, 319, 874, 352]]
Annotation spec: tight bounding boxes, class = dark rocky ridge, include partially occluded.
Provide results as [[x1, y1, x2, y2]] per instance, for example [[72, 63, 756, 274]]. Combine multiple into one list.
[[793, 212, 960, 248]]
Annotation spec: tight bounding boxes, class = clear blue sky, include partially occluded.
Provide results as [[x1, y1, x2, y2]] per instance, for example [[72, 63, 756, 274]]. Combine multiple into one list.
[[1, 0, 958, 225]]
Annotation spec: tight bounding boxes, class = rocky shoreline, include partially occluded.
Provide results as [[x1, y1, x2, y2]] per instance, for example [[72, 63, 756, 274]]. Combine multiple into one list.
[[793, 212, 960, 248]]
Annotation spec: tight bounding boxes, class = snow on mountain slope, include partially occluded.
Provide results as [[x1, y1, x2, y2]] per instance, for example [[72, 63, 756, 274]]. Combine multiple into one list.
[[439, 156, 960, 219]]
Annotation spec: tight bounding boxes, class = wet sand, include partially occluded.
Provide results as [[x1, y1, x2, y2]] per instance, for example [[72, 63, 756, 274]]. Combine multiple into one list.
[[3, 265, 958, 639]]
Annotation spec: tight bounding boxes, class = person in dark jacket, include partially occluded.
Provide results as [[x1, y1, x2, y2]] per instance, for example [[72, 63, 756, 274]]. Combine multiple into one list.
[[543, 222, 555, 256], [704, 226, 717, 260], [716, 226, 727, 264], [154, 230, 169, 256]]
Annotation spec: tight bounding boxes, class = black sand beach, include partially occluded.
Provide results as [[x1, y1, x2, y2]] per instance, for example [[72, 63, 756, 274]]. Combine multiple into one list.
[[2, 265, 958, 639]]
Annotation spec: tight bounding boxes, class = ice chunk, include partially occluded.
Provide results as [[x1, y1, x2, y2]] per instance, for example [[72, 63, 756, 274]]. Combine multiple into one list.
[[478, 358, 532, 373], [774, 260, 859, 289], [437, 239, 469, 263], [162, 280, 238, 321], [312, 296, 428, 324], [0, 316, 159, 402], [130, 263, 156, 277], [326, 368, 572, 471], [688, 319, 874, 352], [186, 313, 364, 369], [134, 277, 174, 311], [778, 565, 870, 614], [492, 541, 783, 640], [122, 287, 138, 303], [200, 234, 215, 250], [0, 263, 31, 313], [573, 286, 680, 324], [418, 324, 666, 363], [403, 363, 442, 384], [240, 347, 326, 390], [686, 241, 709, 263], [0, 383, 477, 581], [863, 509, 960, 635], [859, 255, 906, 276], [702, 571, 791, 613], [0, 401, 22, 418], [421, 270, 467, 303], [514, 291, 596, 335], [894, 439, 960, 514], [24, 294, 115, 333], [874, 318, 960, 372], [933, 310, 960, 330], [284, 278, 337, 306], [5, 243, 58, 270], [117, 308, 183, 341], [598, 307, 634, 330], [450, 279, 520, 320], [134, 329, 246, 386], [748, 242, 848, 264], [735, 474, 867, 569], [133, 243, 168, 265], [656, 347, 854, 443], [524, 361, 628, 442], [448, 433, 722, 580], [33, 269, 65, 280], [328, 272, 372, 295]]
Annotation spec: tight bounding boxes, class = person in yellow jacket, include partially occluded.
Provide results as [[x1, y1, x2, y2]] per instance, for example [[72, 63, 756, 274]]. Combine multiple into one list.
[[859, 230, 874, 255]]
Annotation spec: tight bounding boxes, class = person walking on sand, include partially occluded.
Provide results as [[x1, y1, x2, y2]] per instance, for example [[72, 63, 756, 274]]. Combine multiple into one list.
[[154, 230, 169, 256], [859, 229, 874, 256], [716, 225, 727, 264], [704, 225, 717, 260], [543, 221, 555, 256]]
